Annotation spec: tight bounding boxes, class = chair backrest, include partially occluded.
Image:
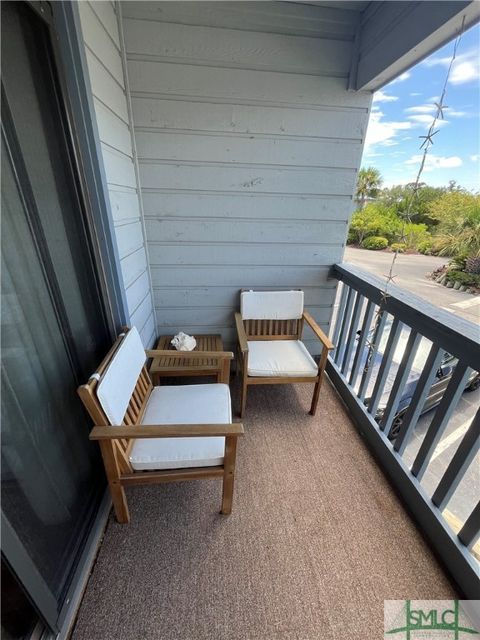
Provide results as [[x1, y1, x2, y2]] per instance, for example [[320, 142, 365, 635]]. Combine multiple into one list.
[[240, 290, 304, 339], [78, 327, 153, 428], [97, 327, 145, 425]]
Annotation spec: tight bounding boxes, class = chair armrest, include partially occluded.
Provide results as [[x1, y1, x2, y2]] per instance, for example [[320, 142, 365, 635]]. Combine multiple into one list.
[[90, 423, 244, 440], [234, 313, 249, 353], [146, 350, 233, 360], [303, 311, 334, 350]]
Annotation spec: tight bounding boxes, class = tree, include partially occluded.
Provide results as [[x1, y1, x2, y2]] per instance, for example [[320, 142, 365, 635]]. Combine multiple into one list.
[[356, 167, 383, 209], [447, 180, 465, 192], [379, 183, 446, 228]]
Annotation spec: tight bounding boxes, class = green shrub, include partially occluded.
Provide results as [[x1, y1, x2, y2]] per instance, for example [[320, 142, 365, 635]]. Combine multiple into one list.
[[362, 236, 389, 250], [349, 204, 400, 244], [390, 242, 407, 253], [402, 222, 430, 250], [429, 239, 444, 256], [347, 229, 356, 245], [465, 256, 480, 274], [445, 270, 480, 287], [417, 240, 433, 255], [449, 253, 469, 271], [428, 192, 480, 258]]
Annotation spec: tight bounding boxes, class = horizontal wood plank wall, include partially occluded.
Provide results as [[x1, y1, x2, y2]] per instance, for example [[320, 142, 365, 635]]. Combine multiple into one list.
[[121, 1, 372, 354], [78, 1, 155, 346]]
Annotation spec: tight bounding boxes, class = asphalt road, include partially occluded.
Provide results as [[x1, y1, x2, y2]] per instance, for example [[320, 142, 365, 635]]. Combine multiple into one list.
[[342, 247, 479, 527], [344, 247, 480, 325]]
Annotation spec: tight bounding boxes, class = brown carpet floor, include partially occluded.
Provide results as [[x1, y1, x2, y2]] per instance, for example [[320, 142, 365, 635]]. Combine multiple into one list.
[[71, 378, 456, 640]]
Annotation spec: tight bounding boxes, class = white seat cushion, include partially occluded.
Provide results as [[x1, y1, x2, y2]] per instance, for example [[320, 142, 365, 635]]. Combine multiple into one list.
[[129, 384, 231, 471], [247, 340, 318, 377], [241, 290, 304, 320]]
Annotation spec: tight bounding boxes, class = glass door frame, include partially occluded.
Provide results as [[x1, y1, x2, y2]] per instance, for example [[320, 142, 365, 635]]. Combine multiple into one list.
[[26, 0, 128, 338], [2, 515, 58, 633], [2, 1, 130, 636], [47, 0, 131, 334]]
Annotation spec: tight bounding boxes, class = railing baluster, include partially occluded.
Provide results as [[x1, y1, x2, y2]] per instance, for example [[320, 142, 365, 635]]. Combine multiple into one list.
[[368, 317, 402, 417], [431, 408, 479, 511], [334, 286, 355, 365], [341, 293, 364, 375], [331, 283, 348, 359], [349, 300, 375, 388], [328, 263, 480, 598], [394, 344, 444, 455], [358, 310, 387, 402], [458, 502, 480, 549], [411, 361, 470, 480], [381, 330, 422, 436]]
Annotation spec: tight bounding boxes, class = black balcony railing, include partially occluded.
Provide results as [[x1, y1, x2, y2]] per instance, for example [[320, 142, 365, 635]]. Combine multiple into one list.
[[327, 262, 479, 598]]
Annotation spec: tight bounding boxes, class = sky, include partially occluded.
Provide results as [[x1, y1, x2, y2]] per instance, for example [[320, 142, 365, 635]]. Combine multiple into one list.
[[363, 24, 480, 191]]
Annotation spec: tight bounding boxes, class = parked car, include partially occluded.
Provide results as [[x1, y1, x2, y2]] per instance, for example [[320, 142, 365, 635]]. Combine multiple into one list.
[[347, 320, 480, 440]]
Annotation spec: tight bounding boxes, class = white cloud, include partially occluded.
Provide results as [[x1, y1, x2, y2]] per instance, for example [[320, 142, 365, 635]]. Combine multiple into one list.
[[405, 104, 436, 114], [451, 59, 480, 85], [364, 108, 412, 153], [404, 154, 463, 171], [470, 154, 479, 162], [410, 92, 422, 97], [423, 48, 480, 85], [407, 114, 449, 127], [446, 109, 468, 117], [373, 90, 399, 103], [404, 103, 467, 119], [389, 71, 411, 85]]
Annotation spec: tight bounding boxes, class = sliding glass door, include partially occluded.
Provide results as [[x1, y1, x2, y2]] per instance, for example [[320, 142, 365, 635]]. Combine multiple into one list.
[[1, 2, 112, 635]]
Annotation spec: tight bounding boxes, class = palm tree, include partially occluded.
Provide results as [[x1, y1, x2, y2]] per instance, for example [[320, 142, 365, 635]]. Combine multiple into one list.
[[356, 167, 383, 209]]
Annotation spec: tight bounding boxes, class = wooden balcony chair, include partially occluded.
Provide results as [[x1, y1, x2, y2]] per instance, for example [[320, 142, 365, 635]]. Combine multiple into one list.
[[78, 327, 243, 523], [235, 290, 334, 417]]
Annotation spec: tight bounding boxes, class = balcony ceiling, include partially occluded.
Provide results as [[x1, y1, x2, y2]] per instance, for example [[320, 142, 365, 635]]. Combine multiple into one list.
[[121, 1, 479, 90], [71, 380, 456, 640]]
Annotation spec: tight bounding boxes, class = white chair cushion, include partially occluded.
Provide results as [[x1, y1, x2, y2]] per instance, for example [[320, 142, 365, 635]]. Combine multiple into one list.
[[97, 327, 145, 426], [247, 340, 318, 377], [241, 290, 304, 320], [129, 384, 231, 471]]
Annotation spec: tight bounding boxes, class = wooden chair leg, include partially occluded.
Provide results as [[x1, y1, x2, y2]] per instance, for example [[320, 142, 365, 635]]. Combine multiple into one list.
[[100, 440, 130, 523], [310, 347, 328, 416], [240, 376, 248, 418], [221, 435, 237, 514], [110, 481, 130, 523], [220, 357, 231, 385], [236, 349, 248, 417], [310, 378, 322, 416], [234, 345, 241, 378]]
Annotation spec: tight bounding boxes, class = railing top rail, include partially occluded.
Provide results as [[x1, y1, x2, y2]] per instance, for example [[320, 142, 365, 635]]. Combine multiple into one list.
[[332, 263, 480, 371]]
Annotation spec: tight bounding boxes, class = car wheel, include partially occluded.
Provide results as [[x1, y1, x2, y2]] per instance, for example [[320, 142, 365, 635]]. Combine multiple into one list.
[[465, 375, 480, 392], [388, 414, 404, 441]]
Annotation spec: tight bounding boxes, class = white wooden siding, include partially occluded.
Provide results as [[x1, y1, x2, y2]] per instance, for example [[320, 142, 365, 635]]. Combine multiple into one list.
[[124, 19, 352, 76], [78, 1, 155, 346], [121, 1, 372, 352], [121, 1, 360, 39]]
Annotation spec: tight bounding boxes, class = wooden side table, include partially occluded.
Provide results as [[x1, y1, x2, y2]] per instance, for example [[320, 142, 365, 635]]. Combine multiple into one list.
[[149, 334, 231, 385]]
